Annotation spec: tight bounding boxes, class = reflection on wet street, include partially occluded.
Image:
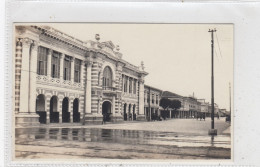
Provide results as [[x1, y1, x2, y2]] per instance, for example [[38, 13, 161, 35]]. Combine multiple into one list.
[[15, 127, 231, 159]]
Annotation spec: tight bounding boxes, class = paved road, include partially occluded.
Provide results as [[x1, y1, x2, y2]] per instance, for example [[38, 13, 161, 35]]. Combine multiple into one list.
[[15, 118, 231, 160]]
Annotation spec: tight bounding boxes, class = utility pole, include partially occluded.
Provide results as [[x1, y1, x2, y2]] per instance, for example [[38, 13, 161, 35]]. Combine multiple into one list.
[[208, 28, 217, 135]]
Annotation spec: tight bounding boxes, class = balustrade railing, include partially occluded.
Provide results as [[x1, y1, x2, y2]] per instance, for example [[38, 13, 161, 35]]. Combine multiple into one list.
[[36, 75, 82, 89], [102, 86, 117, 91]]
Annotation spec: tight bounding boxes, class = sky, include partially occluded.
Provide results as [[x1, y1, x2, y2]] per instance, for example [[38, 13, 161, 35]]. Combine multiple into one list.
[[45, 23, 233, 110]]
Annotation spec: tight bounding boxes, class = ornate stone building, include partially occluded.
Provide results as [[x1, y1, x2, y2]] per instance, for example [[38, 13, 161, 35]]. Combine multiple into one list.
[[14, 25, 148, 126]]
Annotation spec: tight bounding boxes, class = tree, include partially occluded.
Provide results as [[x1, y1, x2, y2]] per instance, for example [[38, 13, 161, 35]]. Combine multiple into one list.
[[169, 100, 181, 118], [160, 98, 171, 110], [160, 98, 171, 119]]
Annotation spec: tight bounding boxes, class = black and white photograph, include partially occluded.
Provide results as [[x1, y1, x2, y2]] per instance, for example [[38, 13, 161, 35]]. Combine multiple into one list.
[[13, 23, 233, 161]]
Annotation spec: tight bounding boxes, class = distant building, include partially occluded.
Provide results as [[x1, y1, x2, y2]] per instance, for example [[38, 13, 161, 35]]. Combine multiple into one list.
[[197, 99, 210, 117], [144, 85, 163, 121], [162, 91, 202, 118]]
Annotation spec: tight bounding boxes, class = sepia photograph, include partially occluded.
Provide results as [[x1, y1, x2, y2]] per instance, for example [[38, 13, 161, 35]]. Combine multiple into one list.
[[13, 23, 233, 161]]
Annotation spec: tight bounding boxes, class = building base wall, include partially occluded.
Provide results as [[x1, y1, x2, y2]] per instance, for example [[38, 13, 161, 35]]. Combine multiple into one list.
[[15, 113, 40, 127], [84, 114, 103, 125], [136, 114, 146, 121], [110, 115, 124, 123]]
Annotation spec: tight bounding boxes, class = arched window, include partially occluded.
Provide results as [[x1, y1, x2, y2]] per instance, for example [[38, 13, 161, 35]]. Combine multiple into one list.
[[102, 66, 113, 87]]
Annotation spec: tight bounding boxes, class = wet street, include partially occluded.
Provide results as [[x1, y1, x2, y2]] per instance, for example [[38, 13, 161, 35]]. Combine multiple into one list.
[[15, 118, 231, 160]]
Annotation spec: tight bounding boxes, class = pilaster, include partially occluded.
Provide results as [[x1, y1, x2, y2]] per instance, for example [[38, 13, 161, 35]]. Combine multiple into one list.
[[71, 56, 75, 84], [59, 53, 64, 80], [47, 49, 52, 78]]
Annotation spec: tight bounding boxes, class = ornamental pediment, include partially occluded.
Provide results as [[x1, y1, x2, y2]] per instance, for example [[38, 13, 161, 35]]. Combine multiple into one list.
[[101, 41, 115, 50]]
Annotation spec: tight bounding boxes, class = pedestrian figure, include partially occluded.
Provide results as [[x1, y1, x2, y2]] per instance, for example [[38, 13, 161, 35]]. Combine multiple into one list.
[[203, 114, 205, 121], [200, 114, 202, 121]]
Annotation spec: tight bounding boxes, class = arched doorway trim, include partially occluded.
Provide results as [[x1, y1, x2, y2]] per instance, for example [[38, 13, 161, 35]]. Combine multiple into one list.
[[50, 95, 59, 123], [62, 97, 70, 123], [73, 98, 80, 123], [36, 94, 46, 124], [102, 100, 112, 122]]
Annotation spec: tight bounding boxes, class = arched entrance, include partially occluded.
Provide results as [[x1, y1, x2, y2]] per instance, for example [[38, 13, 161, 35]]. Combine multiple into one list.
[[62, 97, 70, 123], [50, 96, 59, 123], [102, 101, 112, 122], [133, 104, 136, 120], [123, 103, 127, 121], [128, 104, 132, 121], [36, 94, 46, 124], [73, 98, 80, 122]]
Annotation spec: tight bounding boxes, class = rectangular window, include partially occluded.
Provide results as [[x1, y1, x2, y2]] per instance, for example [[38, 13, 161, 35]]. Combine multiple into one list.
[[152, 94, 154, 104], [129, 79, 132, 93], [37, 46, 48, 75], [124, 77, 127, 92], [64, 56, 71, 80], [51, 51, 60, 78], [74, 59, 81, 83]]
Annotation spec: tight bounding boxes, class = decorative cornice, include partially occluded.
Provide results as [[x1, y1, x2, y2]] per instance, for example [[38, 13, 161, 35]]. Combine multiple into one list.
[[21, 37, 33, 48]]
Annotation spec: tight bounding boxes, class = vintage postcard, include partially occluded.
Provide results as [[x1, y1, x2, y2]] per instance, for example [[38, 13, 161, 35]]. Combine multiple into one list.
[[12, 23, 233, 162]]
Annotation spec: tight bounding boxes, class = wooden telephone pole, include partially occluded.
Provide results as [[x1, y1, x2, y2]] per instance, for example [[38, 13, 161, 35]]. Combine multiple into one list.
[[208, 28, 217, 135]]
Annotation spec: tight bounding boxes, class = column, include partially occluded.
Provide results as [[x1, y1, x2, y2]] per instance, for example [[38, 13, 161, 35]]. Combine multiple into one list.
[[19, 38, 32, 113], [126, 76, 129, 94], [112, 96, 115, 115], [70, 100, 73, 123], [47, 49, 52, 78], [85, 61, 92, 114], [59, 53, 64, 80], [131, 105, 134, 121], [71, 56, 75, 84], [149, 108, 152, 121], [80, 60, 84, 84], [97, 98, 100, 114], [46, 97, 50, 124], [70, 112, 73, 123], [131, 78, 134, 94], [170, 109, 172, 119], [122, 75, 124, 92], [138, 79, 145, 115], [29, 42, 38, 114], [127, 104, 130, 121]]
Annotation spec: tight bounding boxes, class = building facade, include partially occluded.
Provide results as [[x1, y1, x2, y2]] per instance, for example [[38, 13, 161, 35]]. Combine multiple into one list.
[[144, 85, 163, 121], [162, 91, 205, 118], [14, 25, 148, 126]]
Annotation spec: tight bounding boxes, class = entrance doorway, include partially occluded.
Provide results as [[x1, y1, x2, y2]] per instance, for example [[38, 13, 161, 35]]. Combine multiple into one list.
[[62, 97, 70, 123], [50, 96, 59, 123], [133, 105, 136, 120], [73, 98, 80, 122], [102, 101, 112, 122], [123, 103, 127, 121], [36, 94, 46, 124]]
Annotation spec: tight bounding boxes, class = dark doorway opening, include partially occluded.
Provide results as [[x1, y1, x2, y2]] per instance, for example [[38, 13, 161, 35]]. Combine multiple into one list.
[[36, 94, 46, 124], [62, 97, 70, 123], [73, 98, 80, 122], [102, 101, 112, 122], [50, 96, 59, 123], [123, 103, 127, 121]]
